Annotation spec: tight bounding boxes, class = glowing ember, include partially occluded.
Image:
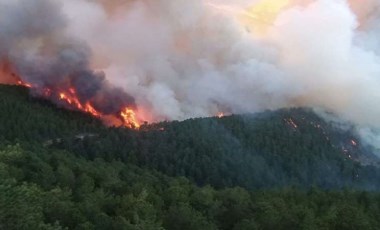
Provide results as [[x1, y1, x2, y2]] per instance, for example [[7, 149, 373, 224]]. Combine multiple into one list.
[[43, 88, 52, 97], [218, 112, 225, 118], [17, 80, 32, 88], [284, 118, 298, 129]]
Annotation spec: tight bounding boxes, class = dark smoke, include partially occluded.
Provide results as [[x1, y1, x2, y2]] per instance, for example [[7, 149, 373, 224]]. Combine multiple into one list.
[[0, 0, 135, 115], [3, 0, 380, 151]]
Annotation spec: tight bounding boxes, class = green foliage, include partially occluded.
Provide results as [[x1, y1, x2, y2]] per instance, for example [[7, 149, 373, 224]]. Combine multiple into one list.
[[2, 85, 379, 190], [0, 85, 102, 144], [0, 144, 378, 229], [2, 85, 380, 229], [59, 108, 380, 190]]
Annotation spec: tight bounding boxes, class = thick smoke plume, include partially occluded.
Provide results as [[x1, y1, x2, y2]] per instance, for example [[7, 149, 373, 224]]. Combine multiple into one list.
[[0, 0, 135, 118], [1, 0, 380, 142]]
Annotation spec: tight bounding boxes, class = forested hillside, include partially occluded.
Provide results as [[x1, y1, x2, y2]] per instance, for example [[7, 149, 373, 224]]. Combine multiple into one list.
[[56, 104, 380, 190], [2, 85, 380, 229], [0, 85, 103, 143]]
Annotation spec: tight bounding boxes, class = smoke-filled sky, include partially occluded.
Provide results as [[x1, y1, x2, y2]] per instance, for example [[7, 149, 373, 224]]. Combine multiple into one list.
[[1, 0, 380, 132]]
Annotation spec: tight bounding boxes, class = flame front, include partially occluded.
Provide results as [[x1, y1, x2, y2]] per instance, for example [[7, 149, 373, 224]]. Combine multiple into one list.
[[58, 92, 102, 118], [58, 90, 140, 129], [16, 80, 140, 129], [17, 80, 32, 88], [120, 107, 140, 129]]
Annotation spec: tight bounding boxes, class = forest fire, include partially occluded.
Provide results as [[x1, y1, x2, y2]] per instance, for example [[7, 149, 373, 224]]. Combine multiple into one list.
[[120, 108, 141, 129], [15, 80, 140, 129], [17, 80, 32, 88], [58, 92, 101, 118], [1, 50, 141, 129]]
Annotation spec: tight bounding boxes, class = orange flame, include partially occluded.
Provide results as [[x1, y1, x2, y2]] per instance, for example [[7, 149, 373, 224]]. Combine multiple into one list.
[[59, 92, 85, 112], [120, 107, 140, 129], [16, 79, 140, 129], [84, 103, 102, 117], [17, 80, 32, 88], [3, 60, 141, 129]]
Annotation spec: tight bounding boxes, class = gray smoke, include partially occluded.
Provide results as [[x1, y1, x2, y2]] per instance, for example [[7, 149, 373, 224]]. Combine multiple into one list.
[[2, 0, 380, 150], [0, 0, 135, 115]]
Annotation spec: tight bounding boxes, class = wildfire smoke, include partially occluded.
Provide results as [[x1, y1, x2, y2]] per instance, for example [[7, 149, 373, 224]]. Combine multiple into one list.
[[1, 0, 380, 143]]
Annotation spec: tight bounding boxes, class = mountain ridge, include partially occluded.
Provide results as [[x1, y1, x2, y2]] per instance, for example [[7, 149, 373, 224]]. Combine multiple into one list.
[[2, 85, 379, 190]]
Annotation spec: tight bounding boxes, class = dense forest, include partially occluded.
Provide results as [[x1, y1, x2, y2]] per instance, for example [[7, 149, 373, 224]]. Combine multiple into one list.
[[1, 84, 380, 229], [56, 109, 380, 190]]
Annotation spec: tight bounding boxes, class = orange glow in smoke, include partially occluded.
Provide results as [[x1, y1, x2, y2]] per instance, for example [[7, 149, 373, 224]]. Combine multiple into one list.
[[206, 0, 291, 36], [242, 0, 290, 35], [17, 80, 32, 88]]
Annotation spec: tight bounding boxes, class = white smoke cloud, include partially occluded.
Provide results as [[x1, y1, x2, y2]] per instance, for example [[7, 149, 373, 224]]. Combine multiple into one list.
[[58, 0, 298, 120], [2, 0, 380, 145], [57, 0, 380, 127]]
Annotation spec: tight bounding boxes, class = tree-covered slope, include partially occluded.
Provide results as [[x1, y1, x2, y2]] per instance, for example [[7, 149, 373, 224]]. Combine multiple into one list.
[[1, 85, 380, 191], [3, 85, 380, 229], [0, 85, 103, 144], [59, 110, 380, 190], [1, 144, 380, 230]]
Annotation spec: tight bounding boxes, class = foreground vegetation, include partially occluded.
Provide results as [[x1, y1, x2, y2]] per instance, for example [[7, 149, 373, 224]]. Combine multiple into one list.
[[1, 144, 380, 230], [1, 85, 380, 229]]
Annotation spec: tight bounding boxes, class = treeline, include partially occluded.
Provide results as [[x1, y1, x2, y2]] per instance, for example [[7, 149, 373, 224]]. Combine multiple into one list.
[[2, 85, 380, 229], [57, 110, 380, 190], [0, 85, 103, 143], [1, 85, 380, 191], [0, 144, 379, 230]]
